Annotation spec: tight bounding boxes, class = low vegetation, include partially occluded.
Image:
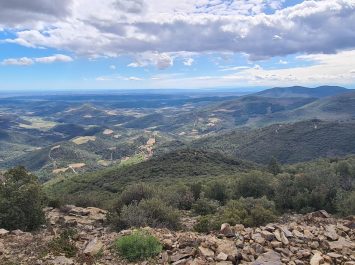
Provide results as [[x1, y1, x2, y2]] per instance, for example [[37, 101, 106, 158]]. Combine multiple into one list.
[[47, 229, 78, 258], [114, 231, 162, 262], [0, 167, 45, 231]]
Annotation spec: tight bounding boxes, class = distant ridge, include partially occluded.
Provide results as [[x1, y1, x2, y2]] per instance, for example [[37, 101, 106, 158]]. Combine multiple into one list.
[[255, 85, 349, 98]]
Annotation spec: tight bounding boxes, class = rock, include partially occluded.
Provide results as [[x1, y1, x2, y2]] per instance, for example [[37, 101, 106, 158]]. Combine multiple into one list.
[[172, 259, 189, 265], [324, 225, 339, 241], [217, 240, 238, 257], [0, 229, 9, 237], [252, 250, 282, 265], [278, 226, 293, 238], [261, 230, 274, 241], [220, 223, 234, 237], [294, 260, 305, 265], [252, 233, 266, 244], [344, 262, 355, 265], [234, 224, 245, 232], [274, 229, 289, 245], [51, 256, 74, 265], [310, 210, 330, 219], [83, 238, 103, 256], [0, 241, 5, 255], [198, 246, 214, 258], [293, 230, 306, 240], [11, 229, 25, 236], [271, 241, 282, 248], [163, 238, 173, 250], [310, 252, 324, 265], [326, 252, 342, 259], [328, 237, 354, 250], [216, 252, 228, 261], [216, 262, 233, 265]]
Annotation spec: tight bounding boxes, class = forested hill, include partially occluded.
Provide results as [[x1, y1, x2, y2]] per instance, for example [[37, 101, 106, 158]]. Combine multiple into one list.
[[190, 120, 355, 164], [254, 85, 349, 98]]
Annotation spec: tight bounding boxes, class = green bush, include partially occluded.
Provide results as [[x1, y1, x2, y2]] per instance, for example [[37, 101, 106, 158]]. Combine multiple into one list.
[[114, 230, 162, 261], [193, 216, 219, 233], [194, 216, 210, 233], [217, 197, 277, 227], [118, 183, 155, 206], [205, 181, 229, 204], [335, 190, 355, 216], [109, 198, 180, 231], [192, 196, 219, 215], [47, 229, 78, 257], [234, 171, 274, 199], [160, 184, 195, 210], [0, 167, 45, 231]]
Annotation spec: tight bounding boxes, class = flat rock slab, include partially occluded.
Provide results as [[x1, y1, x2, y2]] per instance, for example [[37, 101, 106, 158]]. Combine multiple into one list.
[[252, 250, 282, 265]]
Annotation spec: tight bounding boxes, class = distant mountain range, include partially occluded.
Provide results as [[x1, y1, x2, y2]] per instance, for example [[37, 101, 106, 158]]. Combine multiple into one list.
[[255, 85, 349, 98]]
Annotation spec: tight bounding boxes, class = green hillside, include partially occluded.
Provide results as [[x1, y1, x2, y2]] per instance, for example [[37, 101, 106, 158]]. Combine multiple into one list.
[[255, 85, 349, 98], [190, 120, 355, 164], [44, 149, 256, 206]]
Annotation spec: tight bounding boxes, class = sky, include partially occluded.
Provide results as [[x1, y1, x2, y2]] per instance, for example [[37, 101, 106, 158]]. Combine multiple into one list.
[[0, 0, 355, 91]]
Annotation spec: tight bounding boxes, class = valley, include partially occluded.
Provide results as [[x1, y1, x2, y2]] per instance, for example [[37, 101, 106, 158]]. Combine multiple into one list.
[[1, 86, 354, 180]]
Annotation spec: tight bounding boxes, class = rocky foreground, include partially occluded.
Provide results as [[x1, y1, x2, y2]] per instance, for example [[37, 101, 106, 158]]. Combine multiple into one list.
[[0, 206, 354, 265]]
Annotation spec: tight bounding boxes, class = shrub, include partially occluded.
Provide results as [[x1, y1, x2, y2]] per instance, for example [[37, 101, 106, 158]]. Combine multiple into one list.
[[47, 229, 78, 257], [114, 183, 155, 211], [190, 182, 202, 200], [205, 181, 229, 204], [234, 171, 274, 199], [114, 230, 162, 261], [268, 157, 282, 175], [194, 216, 211, 233], [109, 198, 180, 231], [0, 167, 45, 231], [161, 184, 195, 210], [192, 196, 219, 215], [218, 197, 277, 227], [335, 190, 355, 216]]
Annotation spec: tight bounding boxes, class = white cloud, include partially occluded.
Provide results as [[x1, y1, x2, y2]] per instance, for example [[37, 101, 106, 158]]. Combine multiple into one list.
[[1, 54, 73, 66], [110, 64, 116, 70], [183, 58, 194, 66], [34, 54, 73, 63], [2, 57, 34, 66], [279, 59, 287, 64], [116, 50, 355, 89], [2, 0, 354, 64], [156, 53, 173, 69], [128, 52, 174, 69]]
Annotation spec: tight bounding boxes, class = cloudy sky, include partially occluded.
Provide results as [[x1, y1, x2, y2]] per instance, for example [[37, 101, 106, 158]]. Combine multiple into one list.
[[0, 0, 355, 90]]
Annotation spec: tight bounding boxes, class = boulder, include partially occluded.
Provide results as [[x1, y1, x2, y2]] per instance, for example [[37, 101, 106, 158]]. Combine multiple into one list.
[[261, 230, 275, 241], [328, 237, 354, 250], [324, 225, 339, 241], [0, 229, 9, 237], [83, 238, 103, 256], [216, 252, 228, 261], [220, 223, 234, 237], [310, 210, 330, 219], [198, 246, 214, 258], [252, 250, 282, 265], [310, 252, 324, 265]]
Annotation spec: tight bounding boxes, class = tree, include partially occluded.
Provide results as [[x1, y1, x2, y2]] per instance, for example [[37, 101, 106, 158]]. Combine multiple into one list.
[[234, 171, 273, 199], [205, 181, 228, 204], [0, 167, 45, 231], [268, 157, 282, 175], [336, 161, 354, 191]]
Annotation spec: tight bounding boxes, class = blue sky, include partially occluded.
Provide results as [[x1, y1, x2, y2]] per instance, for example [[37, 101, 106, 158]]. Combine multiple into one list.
[[0, 0, 354, 91]]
